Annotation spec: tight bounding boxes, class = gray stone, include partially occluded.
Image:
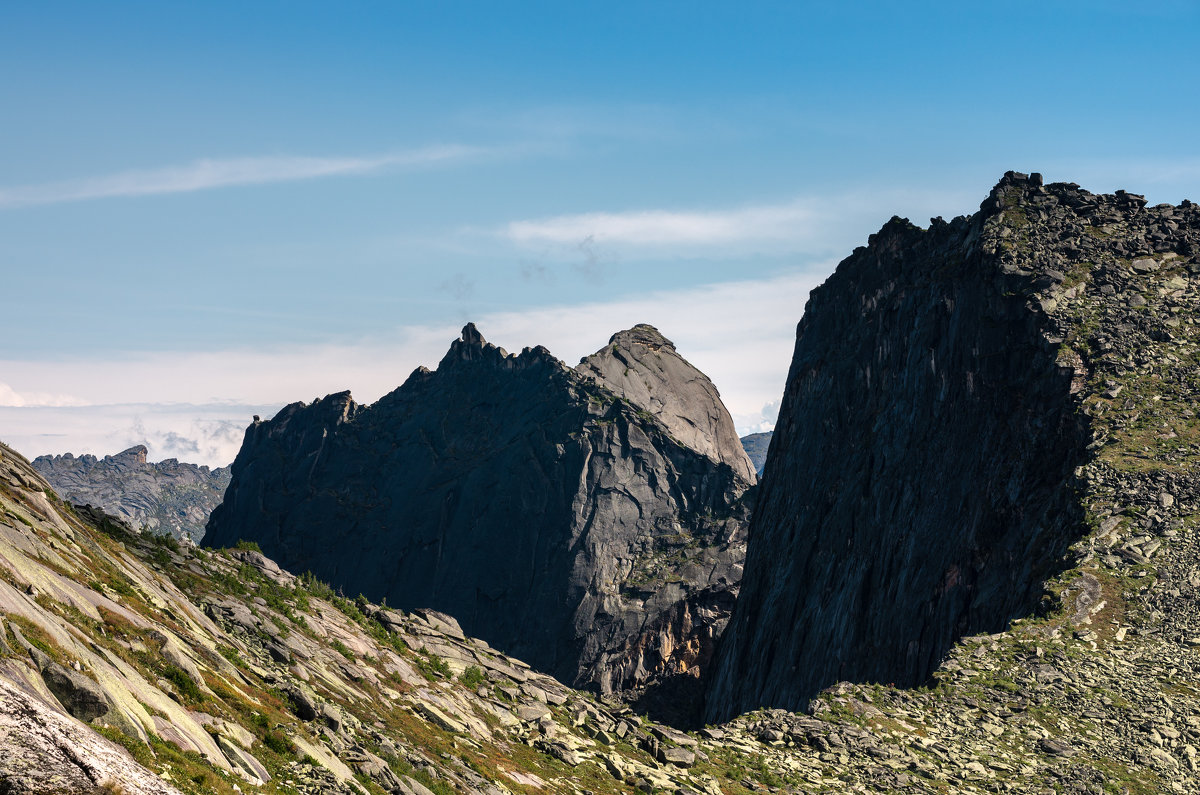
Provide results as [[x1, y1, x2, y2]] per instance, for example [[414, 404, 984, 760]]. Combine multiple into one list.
[[660, 746, 696, 767], [1039, 737, 1076, 757], [40, 661, 110, 722], [217, 734, 271, 784], [31, 444, 229, 543], [319, 702, 344, 733], [402, 774, 437, 795], [203, 322, 754, 712], [353, 751, 401, 790], [283, 684, 318, 721], [417, 702, 467, 734], [516, 703, 552, 722]]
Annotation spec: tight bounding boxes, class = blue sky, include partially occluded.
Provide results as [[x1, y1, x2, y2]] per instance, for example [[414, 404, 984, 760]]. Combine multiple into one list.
[[2, 1, 1198, 465]]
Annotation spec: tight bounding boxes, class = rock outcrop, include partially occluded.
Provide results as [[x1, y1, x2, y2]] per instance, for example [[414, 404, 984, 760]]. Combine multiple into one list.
[[33, 446, 230, 543], [708, 172, 1200, 726], [203, 324, 754, 706], [0, 441, 743, 794], [577, 324, 757, 482]]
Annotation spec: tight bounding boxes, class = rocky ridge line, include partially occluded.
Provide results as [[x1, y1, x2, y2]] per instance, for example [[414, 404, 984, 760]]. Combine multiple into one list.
[[203, 324, 754, 716], [33, 445, 231, 543], [705, 172, 1200, 792]]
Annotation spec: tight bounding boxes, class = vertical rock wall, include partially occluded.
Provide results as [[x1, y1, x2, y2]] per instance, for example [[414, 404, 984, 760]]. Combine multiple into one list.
[[707, 177, 1091, 721]]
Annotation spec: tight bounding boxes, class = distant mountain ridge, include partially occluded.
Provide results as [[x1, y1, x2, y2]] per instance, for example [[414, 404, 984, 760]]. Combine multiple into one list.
[[204, 323, 754, 716], [738, 432, 772, 475], [32, 446, 230, 543]]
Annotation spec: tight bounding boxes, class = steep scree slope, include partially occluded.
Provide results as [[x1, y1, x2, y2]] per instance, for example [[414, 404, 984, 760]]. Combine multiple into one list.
[[710, 171, 1200, 723], [34, 446, 231, 543], [1, 441, 749, 795], [203, 324, 754, 707]]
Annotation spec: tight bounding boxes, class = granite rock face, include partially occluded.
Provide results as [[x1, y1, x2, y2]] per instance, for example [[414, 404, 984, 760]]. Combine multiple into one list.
[[708, 172, 1103, 722], [203, 324, 754, 705], [577, 324, 756, 482], [1, 440, 744, 794], [33, 446, 230, 543]]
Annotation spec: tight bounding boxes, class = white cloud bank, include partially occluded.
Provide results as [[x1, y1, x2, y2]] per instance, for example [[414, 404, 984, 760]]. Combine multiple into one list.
[[0, 269, 827, 468], [0, 145, 484, 208]]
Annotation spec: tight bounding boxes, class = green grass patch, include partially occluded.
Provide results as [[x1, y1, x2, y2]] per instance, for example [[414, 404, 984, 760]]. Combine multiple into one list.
[[458, 665, 486, 689]]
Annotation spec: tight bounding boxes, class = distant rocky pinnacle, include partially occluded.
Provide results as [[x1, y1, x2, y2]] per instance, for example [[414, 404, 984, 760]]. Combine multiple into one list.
[[707, 171, 1200, 722], [738, 432, 772, 475], [33, 446, 230, 543], [204, 324, 755, 715]]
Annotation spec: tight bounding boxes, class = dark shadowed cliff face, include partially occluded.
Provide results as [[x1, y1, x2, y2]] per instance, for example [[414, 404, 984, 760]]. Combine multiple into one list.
[[204, 324, 753, 708], [707, 173, 1094, 722]]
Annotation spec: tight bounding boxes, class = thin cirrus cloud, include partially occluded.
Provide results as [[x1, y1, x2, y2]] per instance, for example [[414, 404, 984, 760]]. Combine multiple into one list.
[[504, 188, 978, 254], [0, 144, 485, 209], [507, 200, 818, 246]]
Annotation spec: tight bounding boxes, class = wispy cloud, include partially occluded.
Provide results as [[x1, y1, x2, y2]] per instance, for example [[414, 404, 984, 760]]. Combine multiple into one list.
[[508, 201, 818, 246], [0, 402, 273, 469], [0, 144, 484, 208], [0, 381, 86, 408], [505, 188, 978, 256]]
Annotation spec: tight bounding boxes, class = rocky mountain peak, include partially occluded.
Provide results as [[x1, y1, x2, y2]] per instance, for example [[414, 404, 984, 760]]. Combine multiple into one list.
[[204, 325, 754, 711], [577, 324, 756, 483], [32, 445, 230, 543], [115, 445, 149, 465], [608, 323, 674, 351], [442, 321, 500, 363], [707, 173, 1200, 731], [437, 323, 565, 374]]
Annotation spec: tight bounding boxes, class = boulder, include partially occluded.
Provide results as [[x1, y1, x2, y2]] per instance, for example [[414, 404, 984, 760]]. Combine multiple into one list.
[[40, 662, 110, 722], [283, 684, 318, 721], [217, 734, 271, 784]]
